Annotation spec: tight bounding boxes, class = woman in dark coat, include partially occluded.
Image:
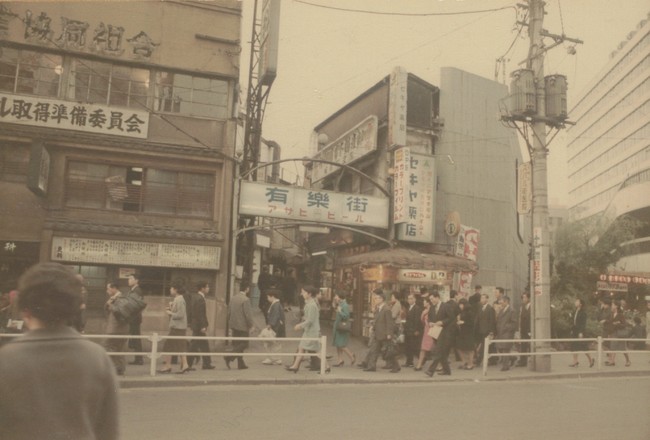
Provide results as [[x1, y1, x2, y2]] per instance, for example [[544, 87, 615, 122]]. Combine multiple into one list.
[[569, 298, 594, 368], [605, 300, 631, 367], [456, 298, 476, 369]]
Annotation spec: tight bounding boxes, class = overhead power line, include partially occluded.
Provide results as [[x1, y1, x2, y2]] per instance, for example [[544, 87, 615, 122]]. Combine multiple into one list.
[[294, 0, 515, 17]]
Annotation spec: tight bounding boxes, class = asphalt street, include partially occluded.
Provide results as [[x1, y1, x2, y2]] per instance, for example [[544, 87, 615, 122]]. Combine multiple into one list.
[[119, 376, 650, 440]]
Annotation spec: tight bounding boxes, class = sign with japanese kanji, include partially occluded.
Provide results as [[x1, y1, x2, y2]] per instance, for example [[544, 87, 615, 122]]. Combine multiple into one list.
[[533, 226, 542, 296], [51, 237, 220, 269], [239, 181, 389, 229], [393, 147, 410, 223], [396, 150, 436, 242], [0, 92, 149, 138], [388, 66, 407, 148], [455, 225, 480, 262], [311, 116, 378, 183]]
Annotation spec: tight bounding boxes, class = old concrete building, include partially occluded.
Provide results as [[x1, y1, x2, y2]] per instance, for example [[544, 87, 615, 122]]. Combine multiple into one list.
[[0, 1, 241, 335]]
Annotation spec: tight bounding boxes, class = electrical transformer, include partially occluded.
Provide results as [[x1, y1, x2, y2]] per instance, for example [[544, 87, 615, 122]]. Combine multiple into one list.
[[509, 69, 536, 116], [545, 74, 568, 121]]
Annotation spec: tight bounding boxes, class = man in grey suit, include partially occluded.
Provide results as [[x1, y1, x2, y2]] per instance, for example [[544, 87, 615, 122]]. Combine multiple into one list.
[[225, 280, 256, 370], [495, 295, 518, 371], [363, 289, 399, 372]]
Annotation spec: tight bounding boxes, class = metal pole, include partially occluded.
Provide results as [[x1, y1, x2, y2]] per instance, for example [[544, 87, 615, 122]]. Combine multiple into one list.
[[482, 335, 490, 376], [149, 333, 159, 377], [528, 0, 551, 372], [228, 159, 241, 310]]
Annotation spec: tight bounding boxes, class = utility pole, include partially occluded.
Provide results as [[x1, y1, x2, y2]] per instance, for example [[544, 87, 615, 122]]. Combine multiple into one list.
[[504, 0, 582, 372], [527, 0, 551, 372]]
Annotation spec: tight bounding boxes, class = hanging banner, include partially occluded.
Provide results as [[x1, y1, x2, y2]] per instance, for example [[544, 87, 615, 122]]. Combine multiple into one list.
[[388, 66, 408, 148], [533, 227, 543, 296], [517, 162, 532, 214], [455, 225, 480, 262], [393, 147, 410, 223]]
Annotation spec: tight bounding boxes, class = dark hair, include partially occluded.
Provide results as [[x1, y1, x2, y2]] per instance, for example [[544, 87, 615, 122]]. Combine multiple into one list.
[[303, 285, 319, 297], [196, 281, 209, 291], [496, 287, 505, 295], [577, 298, 585, 307], [419, 287, 429, 295], [266, 288, 280, 298], [373, 288, 384, 296], [107, 281, 119, 289], [458, 298, 469, 307], [522, 292, 530, 300], [474, 285, 482, 289], [449, 290, 458, 299], [239, 279, 250, 292], [335, 290, 348, 300], [430, 292, 441, 299], [18, 263, 82, 327], [130, 272, 140, 282], [171, 281, 186, 295], [481, 293, 489, 300], [502, 296, 511, 303]]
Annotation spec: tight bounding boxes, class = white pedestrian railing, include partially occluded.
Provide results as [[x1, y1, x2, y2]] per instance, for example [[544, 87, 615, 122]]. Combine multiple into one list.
[[481, 335, 650, 376], [0, 332, 329, 376]]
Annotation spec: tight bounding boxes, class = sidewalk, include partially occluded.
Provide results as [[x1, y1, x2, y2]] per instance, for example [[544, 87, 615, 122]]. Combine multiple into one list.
[[118, 306, 650, 388]]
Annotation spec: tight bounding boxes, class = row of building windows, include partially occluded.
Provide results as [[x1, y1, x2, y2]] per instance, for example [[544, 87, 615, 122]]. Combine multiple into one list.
[[569, 145, 650, 217], [571, 31, 649, 118], [0, 47, 229, 119], [568, 121, 650, 187], [65, 161, 215, 218], [567, 58, 649, 153], [568, 82, 650, 170]]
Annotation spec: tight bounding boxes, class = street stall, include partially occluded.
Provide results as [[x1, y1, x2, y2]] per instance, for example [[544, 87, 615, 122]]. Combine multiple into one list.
[[333, 247, 478, 337]]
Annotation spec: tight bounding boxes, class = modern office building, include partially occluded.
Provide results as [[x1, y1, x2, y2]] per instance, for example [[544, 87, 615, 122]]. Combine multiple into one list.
[[0, 1, 241, 334], [566, 14, 649, 272]]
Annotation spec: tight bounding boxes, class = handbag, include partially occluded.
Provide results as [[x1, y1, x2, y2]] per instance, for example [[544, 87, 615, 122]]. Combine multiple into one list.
[[427, 325, 442, 340], [336, 320, 351, 332]]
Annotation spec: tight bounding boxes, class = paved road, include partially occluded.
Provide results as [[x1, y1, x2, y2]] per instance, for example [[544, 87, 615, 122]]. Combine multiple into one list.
[[119, 377, 650, 440]]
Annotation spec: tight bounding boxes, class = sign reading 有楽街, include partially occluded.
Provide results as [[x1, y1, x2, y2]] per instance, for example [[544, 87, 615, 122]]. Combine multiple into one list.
[[0, 92, 149, 138], [239, 181, 389, 229]]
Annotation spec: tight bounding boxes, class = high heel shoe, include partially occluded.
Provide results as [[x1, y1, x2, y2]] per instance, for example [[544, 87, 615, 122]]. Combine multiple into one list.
[[318, 367, 331, 374], [285, 365, 299, 373], [176, 367, 191, 374], [414, 366, 422, 371], [351, 354, 356, 366], [333, 361, 344, 367], [589, 358, 595, 368], [569, 362, 579, 367], [625, 361, 631, 367], [156, 368, 172, 374]]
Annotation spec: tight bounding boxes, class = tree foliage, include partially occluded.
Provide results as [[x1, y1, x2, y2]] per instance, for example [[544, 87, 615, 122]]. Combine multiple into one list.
[[550, 214, 643, 337]]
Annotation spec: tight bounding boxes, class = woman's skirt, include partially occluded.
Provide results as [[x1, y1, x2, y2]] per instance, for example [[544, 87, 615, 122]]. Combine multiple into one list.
[[163, 327, 188, 353]]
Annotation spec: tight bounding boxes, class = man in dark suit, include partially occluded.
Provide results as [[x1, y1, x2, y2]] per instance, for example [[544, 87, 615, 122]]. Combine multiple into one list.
[[363, 289, 399, 373], [403, 292, 423, 367], [495, 296, 518, 371], [188, 282, 214, 370], [425, 292, 456, 377], [474, 293, 496, 366], [516, 292, 531, 367], [127, 273, 145, 365]]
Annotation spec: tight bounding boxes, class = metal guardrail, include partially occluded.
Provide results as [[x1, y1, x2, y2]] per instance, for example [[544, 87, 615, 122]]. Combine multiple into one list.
[[481, 335, 650, 376], [0, 332, 329, 376]]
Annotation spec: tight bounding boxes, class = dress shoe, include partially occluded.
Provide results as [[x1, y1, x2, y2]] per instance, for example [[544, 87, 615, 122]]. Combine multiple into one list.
[[224, 357, 232, 370], [237, 364, 248, 370], [389, 367, 401, 373], [116, 370, 125, 376], [515, 362, 527, 367], [438, 371, 451, 376], [402, 363, 414, 368], [425, 369, 434, 377], [500, 366, 510, 371], [187, 367, 196, 371], [357, 362, 368, 369], [202, 365, 216, 370], [128, 361, 143, 365], [362, 367, 376, 372], [381, 365, 392, 370]]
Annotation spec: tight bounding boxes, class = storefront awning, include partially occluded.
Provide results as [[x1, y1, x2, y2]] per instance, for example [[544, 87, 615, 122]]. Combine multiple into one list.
[[336, 247, 478, 272]]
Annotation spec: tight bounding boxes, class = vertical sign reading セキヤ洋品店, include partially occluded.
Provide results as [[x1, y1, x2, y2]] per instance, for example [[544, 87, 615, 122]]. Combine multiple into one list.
[[396, 149, 436, 242]]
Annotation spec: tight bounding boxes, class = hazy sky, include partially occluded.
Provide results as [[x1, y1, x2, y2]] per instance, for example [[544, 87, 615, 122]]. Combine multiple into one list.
[[239, 0, 649, 205]]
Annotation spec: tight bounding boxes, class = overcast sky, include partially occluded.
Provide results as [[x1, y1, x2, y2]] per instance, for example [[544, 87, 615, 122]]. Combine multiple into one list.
[[239, 0, 649, 205]]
